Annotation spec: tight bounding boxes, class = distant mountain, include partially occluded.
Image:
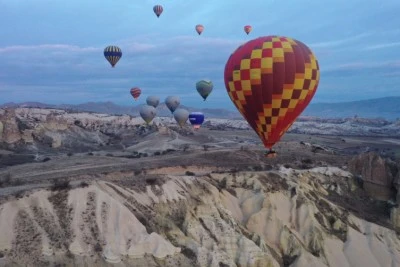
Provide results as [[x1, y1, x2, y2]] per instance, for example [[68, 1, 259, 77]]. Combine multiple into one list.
[[0, 101, 242, 119], [1, 96, 399, 120], [302, 97, 400, 120]]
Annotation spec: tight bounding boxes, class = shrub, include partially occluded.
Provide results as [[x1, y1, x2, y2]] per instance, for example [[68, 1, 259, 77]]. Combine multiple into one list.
[[42, 157, 51, 162], [51, 178, 70, 191], [185, 171, 195, 176], [79, 181, 89, 188]]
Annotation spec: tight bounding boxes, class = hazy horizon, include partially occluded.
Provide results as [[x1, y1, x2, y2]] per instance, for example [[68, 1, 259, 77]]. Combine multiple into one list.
[[0, 0, 399, 109]]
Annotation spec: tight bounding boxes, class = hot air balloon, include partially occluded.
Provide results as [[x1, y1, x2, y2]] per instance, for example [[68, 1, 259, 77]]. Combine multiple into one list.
[[244, 25, 252, 35], [196, 80, 213, 101], [174, 108, 189, 127], [224, 36, 320, 157], [146, 96, 160, 108], [195, 24, 204, 35], [189, 112, 205, 129], [130, 87, 141, 101], [165, 96, 180, 114], [140, 105, 157, 124], [104, 46, 122, 67], [153, 5, 163, 18]]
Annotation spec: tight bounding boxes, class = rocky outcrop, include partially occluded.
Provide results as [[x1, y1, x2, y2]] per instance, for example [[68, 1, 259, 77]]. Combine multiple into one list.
[[348, 152, 398, 201], [1, 167, 400, 266]]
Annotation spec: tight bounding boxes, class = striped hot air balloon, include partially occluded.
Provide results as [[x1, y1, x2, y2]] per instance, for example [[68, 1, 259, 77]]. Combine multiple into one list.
[[195, 24, 204, 35], [244, 25, 252, 35], [104, 46, 122, 67], [153, 5, 163, 18], [130, 87, 141, 101], [224, 36, 320, 157]]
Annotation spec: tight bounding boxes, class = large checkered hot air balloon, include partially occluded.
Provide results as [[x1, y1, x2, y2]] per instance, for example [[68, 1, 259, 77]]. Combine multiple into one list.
[[104, 46, 122, 67], [130, 87, 141, 101], [224, 36, 320, 157]]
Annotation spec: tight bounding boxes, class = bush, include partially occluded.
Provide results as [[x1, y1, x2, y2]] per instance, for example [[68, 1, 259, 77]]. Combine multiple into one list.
[[87, 152, 94, 156], [301, 158, 313, 164], [51, 178, 70, 191], [42, 157, 51, 162], [134, 170, 142, 175], [67, 152, 73, 157], [145, 176, 158, 185], [154, 151, 161, 156], [0, 173, 12, 187], [79, 181, 89, 188], [185, 171, 195, 176], [106, 153, 113, 157]]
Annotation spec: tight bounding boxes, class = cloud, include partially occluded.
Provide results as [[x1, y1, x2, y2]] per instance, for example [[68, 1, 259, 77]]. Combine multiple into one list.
[[309, 33, 372, 48], [0, 44, 99, 53], [363, 42, 400, 50]]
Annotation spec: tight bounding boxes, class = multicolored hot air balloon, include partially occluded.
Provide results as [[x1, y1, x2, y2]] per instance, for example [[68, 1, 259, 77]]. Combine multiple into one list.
[[244, 25, 252, 35], [196, 80, 213, 101], [146, 95, 160, 108], [140, 105, 157, 124], [174, 108, 189, 127], [153, 5, 163, 18], [189, 112, 205, 129], [104, 46, 122, 67], [224, 36, 320, 157], [130, 87, 141, 101], [195, 24, 204, 35], [165, 96, 180, 114]]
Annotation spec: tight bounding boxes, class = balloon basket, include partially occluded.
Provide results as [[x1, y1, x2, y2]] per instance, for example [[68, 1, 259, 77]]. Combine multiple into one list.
[[264, 150, 277, 158]]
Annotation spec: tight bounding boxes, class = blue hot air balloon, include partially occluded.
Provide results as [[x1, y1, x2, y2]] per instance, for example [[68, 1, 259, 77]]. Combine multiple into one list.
[[189, 112, 205, 129]]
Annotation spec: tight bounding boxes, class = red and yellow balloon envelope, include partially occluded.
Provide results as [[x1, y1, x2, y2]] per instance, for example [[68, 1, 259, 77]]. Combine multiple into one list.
[[130, 87, 141, 101], [224, 36, 320, 157], [195, 24, 204, 35], [244, 25, 252, 35]]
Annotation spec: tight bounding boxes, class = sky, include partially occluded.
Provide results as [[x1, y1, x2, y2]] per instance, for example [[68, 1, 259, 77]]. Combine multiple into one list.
[[0, 0, 399, 110]]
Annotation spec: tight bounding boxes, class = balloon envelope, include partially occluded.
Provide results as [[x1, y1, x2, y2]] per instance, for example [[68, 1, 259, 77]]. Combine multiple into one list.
[[244, 25, 252, 35], [130, 87, 141, 101], [140, 105, 157, 124], [196, 80, 213, 101], [195, 24, 204, 35], [189, 112, 205, 129], [174, 108, 189, 127], [165, 96, 180, 113], [104, 46, 122, 67], [224, 36, 320, 150], [153, 5, 163, 17], [146, 95, 160, 108]]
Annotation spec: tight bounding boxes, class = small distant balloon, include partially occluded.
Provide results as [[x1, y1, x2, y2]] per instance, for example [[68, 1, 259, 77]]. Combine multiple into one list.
[[153, 5, 163, 18], [174, 108, 189, 127], [195, 24, 204, 35], [140, 105, 157, 124], [146, 96, 160, 108], [189, 112, 205, 129], [244, 25, 252, 35], [130, 87, 141, 101], [196, 80, 213, 101], [104, 46, 122, 67], [165, 96, 180, 113]]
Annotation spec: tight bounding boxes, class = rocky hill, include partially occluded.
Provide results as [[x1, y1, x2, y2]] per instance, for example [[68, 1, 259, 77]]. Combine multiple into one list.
[[1, 165, 400, 266]]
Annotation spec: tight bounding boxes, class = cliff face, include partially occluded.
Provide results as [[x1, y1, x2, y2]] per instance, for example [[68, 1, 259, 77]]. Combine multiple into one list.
[[0, 166, 399, 267]]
